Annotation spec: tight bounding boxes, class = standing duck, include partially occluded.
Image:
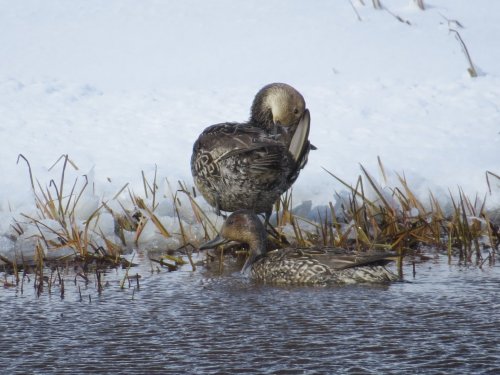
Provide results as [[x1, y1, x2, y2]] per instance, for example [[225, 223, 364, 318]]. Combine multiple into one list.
[[200, 211, 399, 285], [191, 83, 314, 221]]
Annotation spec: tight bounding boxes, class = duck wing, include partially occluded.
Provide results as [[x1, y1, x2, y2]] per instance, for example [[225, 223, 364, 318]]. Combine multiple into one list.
[[295, 247, 397, 270], [192, 123, 292, 189], [329, 251, 397, 270], [198, 124, 288, 170]]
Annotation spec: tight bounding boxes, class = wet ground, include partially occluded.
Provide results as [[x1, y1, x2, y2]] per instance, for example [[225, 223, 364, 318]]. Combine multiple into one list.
[[1, 253, 499, 374]]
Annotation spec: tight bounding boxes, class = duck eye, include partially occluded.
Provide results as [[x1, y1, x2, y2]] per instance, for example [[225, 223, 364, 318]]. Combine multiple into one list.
[[294, 108, 299, 115]]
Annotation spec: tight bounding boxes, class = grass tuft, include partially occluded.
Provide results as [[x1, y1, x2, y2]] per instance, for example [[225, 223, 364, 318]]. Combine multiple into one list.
[[6, 155, 131, 291], [3, 155, 499, 294]]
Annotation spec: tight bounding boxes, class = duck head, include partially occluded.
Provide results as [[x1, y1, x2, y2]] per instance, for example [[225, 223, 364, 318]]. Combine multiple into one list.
[[199, 210, 268, 273], [250, 83, 306, 132]]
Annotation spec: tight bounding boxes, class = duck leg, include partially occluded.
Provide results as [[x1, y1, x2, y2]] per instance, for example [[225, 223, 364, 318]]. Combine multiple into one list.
[[215, 194, 227, 218], [263, 209, 272, 228]]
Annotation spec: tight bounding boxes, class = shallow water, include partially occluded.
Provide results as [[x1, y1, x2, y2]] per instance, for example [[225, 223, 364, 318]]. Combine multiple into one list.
[[1, 254, 500, 374]]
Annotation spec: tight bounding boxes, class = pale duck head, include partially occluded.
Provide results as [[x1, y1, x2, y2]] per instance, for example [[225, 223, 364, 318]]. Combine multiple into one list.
[[250, 83, 306, 130]]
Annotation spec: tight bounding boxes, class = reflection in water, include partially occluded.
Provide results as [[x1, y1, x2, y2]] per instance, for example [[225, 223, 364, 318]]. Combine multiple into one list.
[[1, 256, 499, 374]]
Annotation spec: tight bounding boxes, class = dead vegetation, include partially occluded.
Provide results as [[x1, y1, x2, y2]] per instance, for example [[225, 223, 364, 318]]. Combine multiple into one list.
[[348, 1, 480, 77], [1, 154, 499, 296]]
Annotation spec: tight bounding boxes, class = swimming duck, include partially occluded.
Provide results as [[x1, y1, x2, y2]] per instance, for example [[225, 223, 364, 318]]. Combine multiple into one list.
[[191, 83, 314, 220], [199, 210, 399, 285]]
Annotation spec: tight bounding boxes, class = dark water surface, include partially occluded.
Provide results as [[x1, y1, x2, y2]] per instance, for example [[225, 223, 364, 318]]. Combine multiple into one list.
[[1, 254, 499, 374]]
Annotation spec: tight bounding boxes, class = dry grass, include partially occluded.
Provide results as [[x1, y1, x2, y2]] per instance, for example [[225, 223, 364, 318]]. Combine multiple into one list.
[[348, 0, 363, 22], [1, 155, 136, 296], [2, 155, 499, 296], [414, 0, 425, 11], [449, 28, 478, 78], [313, 161, 498, 266]]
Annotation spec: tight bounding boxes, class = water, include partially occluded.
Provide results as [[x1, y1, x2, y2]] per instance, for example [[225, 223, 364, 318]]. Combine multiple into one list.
[[1, 254, 500, 374]]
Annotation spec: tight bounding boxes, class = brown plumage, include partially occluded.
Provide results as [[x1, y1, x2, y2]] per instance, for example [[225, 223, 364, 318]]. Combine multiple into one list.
[[200, 210, 399, 285], [191, 83, 313, 219]]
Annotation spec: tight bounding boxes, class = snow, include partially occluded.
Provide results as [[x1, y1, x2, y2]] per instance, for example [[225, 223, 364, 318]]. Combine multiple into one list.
[[0, 0, 499, 255]]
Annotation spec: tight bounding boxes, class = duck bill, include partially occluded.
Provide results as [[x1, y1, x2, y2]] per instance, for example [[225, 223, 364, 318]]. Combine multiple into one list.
[[199, 234, 229, 250]]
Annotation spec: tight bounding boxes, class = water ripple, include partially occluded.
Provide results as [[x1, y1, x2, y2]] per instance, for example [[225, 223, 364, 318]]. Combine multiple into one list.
[[1, 257, 500, 374]]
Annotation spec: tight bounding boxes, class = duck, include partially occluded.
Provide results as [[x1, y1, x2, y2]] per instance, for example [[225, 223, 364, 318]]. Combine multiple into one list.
[[191, 83, 314, 222], [199, 210, 400, 285]]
